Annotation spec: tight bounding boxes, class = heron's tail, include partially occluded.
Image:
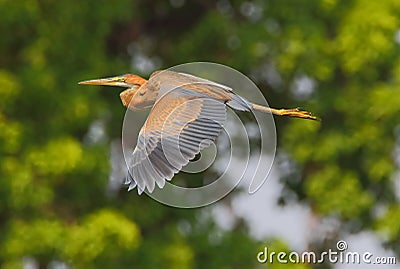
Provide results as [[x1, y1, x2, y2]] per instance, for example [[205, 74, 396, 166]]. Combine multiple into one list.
[[252, 103, 320, 121], [226, 93, 252, 111]]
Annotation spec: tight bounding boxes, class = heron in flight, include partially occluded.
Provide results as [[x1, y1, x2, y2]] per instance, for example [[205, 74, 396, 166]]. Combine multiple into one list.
[[79, 70, 318, 194]]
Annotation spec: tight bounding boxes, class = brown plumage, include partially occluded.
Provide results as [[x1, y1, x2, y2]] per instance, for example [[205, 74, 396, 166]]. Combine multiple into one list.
[[79, 70, 319, 194]]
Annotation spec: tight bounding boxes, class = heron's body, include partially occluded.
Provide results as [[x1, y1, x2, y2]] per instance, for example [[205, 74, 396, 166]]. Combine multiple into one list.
[[80, 70, 318, 194]]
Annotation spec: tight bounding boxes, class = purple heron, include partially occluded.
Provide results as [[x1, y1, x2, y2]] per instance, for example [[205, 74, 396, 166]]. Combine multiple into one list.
[[79, 70, 318, 194]]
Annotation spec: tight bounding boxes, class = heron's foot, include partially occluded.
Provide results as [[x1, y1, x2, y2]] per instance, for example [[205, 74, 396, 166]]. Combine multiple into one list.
[[279, 108, 320, 121]]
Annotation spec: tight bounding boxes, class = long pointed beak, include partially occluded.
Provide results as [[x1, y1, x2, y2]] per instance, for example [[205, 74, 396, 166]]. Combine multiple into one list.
[[78, 76, 129, 87]]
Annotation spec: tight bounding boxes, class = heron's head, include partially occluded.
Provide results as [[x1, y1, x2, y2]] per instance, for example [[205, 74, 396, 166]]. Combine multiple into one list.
[[78, 74, 147, 89]]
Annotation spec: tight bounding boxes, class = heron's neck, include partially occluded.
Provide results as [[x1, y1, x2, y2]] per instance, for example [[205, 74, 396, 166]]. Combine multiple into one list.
[[119, 88, 138, 108]]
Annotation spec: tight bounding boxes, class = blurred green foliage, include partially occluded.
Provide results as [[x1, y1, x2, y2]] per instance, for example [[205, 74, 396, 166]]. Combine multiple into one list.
[[1, 0, 399, 268]]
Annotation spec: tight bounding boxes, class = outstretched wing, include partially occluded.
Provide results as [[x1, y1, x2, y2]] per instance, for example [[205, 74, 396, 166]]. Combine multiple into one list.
[[125, 87, 227, 194]]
